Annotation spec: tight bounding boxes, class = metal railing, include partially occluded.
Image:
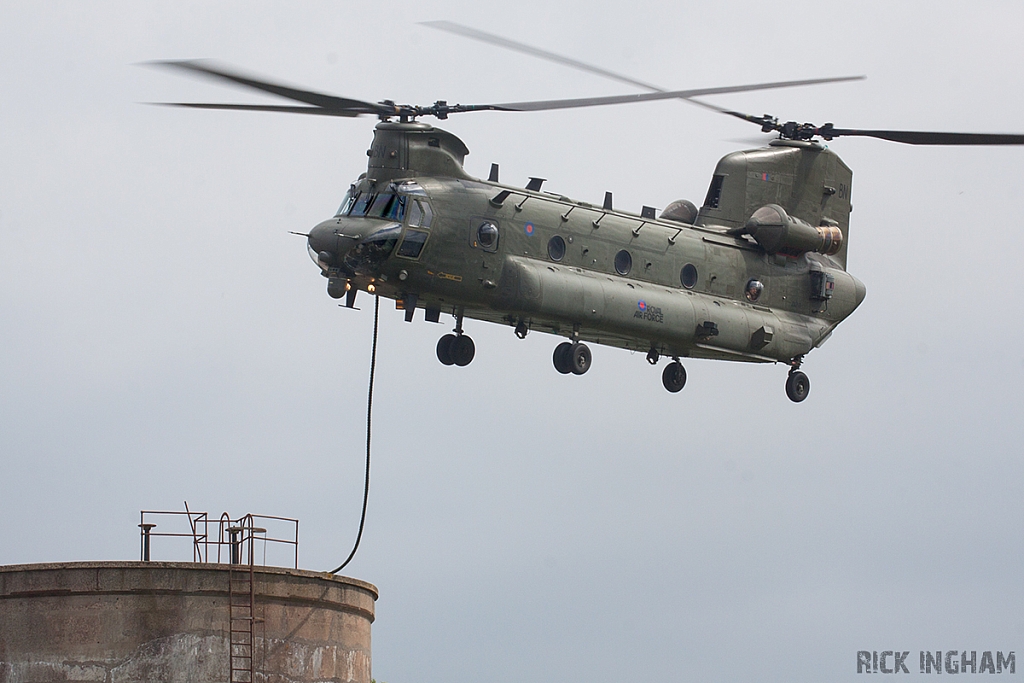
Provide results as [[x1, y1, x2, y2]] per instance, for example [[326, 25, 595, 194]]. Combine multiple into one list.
[[138, 504, 298, 568]]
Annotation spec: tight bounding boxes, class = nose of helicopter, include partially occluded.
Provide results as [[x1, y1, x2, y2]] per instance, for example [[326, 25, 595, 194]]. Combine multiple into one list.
[[306, 216, 403, 276], [307, 219, 341, 263], [307, 218, 362, 270]]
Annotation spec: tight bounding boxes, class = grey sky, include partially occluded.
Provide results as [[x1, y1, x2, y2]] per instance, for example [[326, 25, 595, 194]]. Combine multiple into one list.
[[2, 1, 1023, 681]]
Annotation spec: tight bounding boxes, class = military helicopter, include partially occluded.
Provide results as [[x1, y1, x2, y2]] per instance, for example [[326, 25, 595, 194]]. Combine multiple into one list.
[[150, 32, 1024, 402]]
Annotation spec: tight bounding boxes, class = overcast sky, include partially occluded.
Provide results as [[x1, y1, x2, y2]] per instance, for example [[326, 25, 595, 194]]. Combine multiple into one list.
[[2, 1, 1024, 682]]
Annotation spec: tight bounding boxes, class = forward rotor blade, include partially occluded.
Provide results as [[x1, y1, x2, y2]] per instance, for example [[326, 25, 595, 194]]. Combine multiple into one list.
[[150, 102, 366, 117], [423, 20, 864, 116], [682, 97, 764, 120], [146, 58, 866, 124], [421, 20, 663, 92], [483, 76, 865, 113], [146, 60, 389, 116]]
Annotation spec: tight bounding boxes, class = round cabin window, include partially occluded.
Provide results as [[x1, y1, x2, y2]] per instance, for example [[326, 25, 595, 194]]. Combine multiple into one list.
[[614, 250, 632, 276], [477, 221, 498, 249], [547, 235, 566, 261], [745, 279, 764, 302], [680, 263, 698, 289]]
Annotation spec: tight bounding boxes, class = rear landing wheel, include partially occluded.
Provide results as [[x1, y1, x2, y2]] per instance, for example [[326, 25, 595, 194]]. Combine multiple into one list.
[[786, 370, 810, 403], [553, 341, 573, 374], [662, 361, 687, 393], [569, 342, 591, 375]]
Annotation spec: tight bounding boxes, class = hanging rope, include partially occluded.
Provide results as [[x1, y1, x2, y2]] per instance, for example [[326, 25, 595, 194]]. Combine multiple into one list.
[[331, 294, 379, 574]]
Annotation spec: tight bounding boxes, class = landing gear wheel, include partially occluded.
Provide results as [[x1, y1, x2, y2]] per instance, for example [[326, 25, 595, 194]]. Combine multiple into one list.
[[786, 370, 810, 403], [662, 361, 687, 393], [569, 342, 591, 375], [436, 334, 457, 366], [451, 335, 476, 367], [553, 341, 573, 374]]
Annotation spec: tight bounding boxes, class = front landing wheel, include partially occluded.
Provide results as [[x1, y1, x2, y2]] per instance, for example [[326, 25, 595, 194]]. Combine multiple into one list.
[[451, 335, 476, 367], [436, 334, 457, 366], [786, 371, 810, 403]]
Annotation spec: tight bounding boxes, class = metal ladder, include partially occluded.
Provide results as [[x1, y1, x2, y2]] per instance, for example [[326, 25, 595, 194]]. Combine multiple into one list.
[[228, 525, 256, 683]]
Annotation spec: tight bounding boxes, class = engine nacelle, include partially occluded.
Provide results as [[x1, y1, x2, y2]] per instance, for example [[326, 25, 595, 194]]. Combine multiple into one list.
[[661, 199, 698, 224], [743, 204, 843, 256]]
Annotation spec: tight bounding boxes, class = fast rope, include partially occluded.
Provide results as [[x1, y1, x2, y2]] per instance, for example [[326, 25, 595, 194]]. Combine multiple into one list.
[[331, 294, 379, 574]]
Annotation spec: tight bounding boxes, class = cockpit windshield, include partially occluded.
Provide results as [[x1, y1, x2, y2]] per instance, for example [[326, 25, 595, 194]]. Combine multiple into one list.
[[336, 188, 357, 216], [350, 192, 372, 216], [336, 190, 407, 221]]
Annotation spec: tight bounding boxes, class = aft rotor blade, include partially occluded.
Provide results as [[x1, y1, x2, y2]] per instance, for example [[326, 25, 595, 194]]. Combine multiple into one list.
[[421, 20, 664, 92], [823, 128, 1024, 145], [482, 76, 865, 112], [150, 102, 366, 117], [146, 60, 390, 116], [689, 99, 1024, 146]]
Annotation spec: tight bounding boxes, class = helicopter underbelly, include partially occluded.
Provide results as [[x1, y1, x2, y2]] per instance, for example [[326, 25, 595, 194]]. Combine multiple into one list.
[[485, 256, 821, 362]]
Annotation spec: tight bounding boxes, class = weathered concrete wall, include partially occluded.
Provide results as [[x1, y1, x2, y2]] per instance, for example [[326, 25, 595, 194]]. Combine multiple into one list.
[[0, 562, 376, 683]]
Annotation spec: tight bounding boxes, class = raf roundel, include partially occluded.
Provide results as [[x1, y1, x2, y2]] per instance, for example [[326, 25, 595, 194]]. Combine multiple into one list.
[[523, 222, 535, 236], [638, 300, 647, 312]]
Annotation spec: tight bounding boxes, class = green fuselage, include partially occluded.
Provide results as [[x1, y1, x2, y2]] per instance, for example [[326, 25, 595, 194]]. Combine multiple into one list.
[[307, 122, 866, 366]]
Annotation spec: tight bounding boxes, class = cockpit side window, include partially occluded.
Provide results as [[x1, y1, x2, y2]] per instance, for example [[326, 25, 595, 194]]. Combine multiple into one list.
[[408, 200, 435, 228], [408, 200, 423, 226], [398, 199, 433, 259], [384, 194, 406, 221], [396, 230, 428, 259]]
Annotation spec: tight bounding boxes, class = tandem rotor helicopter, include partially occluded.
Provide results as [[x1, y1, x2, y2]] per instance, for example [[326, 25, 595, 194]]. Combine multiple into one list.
[[149, 23, 1024, 402]]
